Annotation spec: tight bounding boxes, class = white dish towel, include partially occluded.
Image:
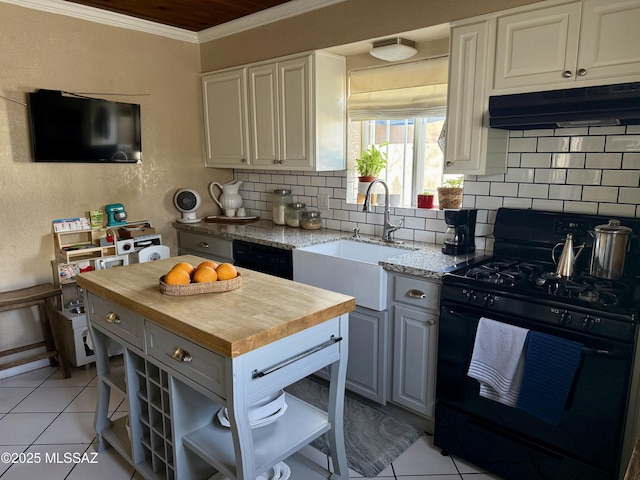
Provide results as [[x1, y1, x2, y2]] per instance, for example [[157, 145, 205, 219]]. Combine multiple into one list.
[[467, 317, 529, 407]]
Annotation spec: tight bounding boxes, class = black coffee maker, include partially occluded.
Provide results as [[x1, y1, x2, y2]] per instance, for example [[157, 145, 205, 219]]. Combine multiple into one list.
[[442, 208, 477, 255]]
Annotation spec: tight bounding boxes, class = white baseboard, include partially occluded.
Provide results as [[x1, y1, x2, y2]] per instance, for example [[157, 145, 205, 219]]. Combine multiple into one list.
[[0, 359, 50, 380]]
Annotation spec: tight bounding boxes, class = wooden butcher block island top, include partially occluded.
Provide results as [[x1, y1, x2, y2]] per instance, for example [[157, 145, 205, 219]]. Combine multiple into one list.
[[77, 254, 355, 358]]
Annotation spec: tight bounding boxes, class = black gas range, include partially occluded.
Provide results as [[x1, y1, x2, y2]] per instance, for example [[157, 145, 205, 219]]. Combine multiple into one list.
[[435, 208, 640, 480]]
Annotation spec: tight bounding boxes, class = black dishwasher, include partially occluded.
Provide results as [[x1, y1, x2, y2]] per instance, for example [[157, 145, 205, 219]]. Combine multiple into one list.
[[232, 240, 293, 280]]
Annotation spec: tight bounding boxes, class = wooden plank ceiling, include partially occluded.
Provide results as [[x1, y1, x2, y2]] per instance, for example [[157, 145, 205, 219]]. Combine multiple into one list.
[[64, 0, 293, 31]]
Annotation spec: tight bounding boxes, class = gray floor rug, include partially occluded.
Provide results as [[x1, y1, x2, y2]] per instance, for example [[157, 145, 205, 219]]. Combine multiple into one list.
[[285, 377, 422, 478]]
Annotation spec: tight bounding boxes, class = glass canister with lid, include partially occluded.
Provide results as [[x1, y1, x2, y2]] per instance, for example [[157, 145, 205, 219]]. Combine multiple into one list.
[[272, 189, 292, 225], [285, 202, 307, 228], [300, 208, 322, 230]]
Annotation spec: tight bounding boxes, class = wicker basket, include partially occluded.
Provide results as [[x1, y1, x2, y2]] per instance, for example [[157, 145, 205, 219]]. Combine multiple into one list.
[[437, 187, 463, 210], [159, 273, 242, 296]]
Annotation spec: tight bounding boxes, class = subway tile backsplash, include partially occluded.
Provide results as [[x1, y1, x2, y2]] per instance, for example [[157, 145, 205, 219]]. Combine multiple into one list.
[[235, 126, 640, 253]]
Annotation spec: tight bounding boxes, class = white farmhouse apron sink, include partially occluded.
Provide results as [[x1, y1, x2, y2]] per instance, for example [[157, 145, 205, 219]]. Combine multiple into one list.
[[292, 240, 408, 311]]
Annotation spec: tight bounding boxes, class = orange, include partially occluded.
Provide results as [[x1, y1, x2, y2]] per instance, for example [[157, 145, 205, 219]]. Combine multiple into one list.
[[216, 263, 238, 281], [196, 260, 218, 271], [193, 266, 218, 283], [164, 268, 191, 285], [172, 262, 195, 277]]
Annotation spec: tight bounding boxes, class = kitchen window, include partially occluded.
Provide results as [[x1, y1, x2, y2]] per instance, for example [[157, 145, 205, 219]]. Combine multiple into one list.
[[355, 114, 447, 207], [347, 56, 454, 207]]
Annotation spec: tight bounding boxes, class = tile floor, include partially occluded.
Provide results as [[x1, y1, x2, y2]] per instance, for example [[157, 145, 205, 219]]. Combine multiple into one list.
[[0, 361, 502, 480]]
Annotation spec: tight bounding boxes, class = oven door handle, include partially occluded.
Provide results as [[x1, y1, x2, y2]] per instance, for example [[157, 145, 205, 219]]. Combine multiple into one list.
[[441, 302, 477, 317], [441, 302, 624, 359], [581, 346, 626, 358]]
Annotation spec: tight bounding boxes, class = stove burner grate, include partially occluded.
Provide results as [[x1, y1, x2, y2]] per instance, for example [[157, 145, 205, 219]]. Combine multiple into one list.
[[464, 260, 544, 287], [455, 257, 640, 311]]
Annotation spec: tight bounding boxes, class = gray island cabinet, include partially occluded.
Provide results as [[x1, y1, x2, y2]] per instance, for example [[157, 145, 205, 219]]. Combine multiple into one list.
[[77, 255, 355, 480]]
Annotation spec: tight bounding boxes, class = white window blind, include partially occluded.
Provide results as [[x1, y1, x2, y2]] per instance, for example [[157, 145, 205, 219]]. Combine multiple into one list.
[[348, 56, 448, 120]]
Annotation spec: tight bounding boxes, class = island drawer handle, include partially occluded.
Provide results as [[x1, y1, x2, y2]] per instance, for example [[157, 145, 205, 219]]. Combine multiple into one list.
[[198, 242, 209, 248], [252, 335, 342, 379], [407, 289, 425, 299], [171, 347, 192, 363], [106, 312, 121, 324]]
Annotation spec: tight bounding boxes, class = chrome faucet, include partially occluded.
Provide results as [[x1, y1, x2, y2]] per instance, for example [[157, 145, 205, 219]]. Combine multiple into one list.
[[362, 179, 404, 243]]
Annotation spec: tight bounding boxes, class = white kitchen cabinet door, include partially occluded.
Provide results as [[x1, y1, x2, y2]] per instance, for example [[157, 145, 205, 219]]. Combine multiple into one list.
[[445, 20, 508, 175], [578, 0, 640, 82], [494, 2, 581, 90], [247, 63, 279, 167], [202, 68, 249, 168], [278, 55, 312, 169]]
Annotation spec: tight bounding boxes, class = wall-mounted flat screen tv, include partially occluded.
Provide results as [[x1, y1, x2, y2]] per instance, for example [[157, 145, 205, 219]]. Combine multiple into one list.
[[28, 90, 142, 163]]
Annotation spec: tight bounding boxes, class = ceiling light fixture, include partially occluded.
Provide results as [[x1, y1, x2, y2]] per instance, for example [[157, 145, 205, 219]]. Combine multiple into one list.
[[370, 37, 417, 62]]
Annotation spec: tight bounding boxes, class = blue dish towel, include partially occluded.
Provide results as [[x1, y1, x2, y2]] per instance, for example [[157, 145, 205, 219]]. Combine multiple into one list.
[[516, 331, 583, 425]]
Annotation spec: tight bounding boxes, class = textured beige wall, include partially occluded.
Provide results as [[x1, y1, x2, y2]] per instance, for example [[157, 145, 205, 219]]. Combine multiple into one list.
[[0, 3, 232, 357], [200, 0, 540, 71]]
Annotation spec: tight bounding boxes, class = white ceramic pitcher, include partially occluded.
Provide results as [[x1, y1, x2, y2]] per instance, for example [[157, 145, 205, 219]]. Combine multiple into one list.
[[208, 180, 243, 217]]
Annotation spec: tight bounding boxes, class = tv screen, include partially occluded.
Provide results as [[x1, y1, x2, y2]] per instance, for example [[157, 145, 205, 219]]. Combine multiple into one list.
[[28, 90, 142, 163]]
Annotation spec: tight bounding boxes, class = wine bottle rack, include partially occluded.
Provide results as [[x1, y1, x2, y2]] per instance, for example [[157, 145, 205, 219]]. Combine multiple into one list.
[[135, 360, 175, 480]]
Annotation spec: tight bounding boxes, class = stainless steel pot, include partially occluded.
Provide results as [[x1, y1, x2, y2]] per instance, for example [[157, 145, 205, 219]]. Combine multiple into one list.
[[590, 219, 632, 279]]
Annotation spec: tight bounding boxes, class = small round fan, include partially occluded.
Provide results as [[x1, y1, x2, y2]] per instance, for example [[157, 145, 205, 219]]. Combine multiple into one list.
[[174, 189, 201, 223]]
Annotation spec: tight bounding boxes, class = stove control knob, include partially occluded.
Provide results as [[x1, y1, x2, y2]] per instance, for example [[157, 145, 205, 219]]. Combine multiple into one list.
[[582, 315, 599, 330], [483, 295, 495, 306], [559, 311, 572, 325], [464, 290, 477, 303]]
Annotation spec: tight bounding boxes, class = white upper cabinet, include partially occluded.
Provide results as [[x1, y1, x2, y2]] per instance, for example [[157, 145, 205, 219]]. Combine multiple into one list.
[[202, 68, 249, 168], [579, 0, 640, 82], [204, 51, 346, 171], [494, 0, 640, 92], [445, 20, 507, 175]]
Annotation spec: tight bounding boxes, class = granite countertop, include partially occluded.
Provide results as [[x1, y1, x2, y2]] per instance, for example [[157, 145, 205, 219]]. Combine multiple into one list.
[[173, 220, 487, 280]]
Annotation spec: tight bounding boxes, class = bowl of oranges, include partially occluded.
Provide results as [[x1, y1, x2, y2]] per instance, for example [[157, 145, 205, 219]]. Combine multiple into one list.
[[159, 261, 241, 296]]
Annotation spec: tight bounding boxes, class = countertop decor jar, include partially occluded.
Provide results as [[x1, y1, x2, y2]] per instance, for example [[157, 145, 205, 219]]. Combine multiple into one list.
[[272, 189, 292, 225], [300, 209, 322, 230], [285, 202, 306, 228]]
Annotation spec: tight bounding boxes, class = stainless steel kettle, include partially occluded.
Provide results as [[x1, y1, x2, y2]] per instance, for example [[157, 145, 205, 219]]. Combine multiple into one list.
[[590, 219, 632, 279], [552, 234, 585, 278]]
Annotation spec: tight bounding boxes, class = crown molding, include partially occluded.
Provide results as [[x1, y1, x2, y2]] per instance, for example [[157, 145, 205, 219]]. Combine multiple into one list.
[[196, 0, 345, 43], [3, 0, 346, 44]]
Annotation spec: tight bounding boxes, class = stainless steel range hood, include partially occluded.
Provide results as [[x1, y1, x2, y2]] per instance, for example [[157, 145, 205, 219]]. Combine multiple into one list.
[[489, 82, 640, 130]]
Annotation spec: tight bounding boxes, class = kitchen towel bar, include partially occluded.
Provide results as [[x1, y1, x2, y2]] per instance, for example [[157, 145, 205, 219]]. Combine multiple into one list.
[[252, 335, 342, 378]]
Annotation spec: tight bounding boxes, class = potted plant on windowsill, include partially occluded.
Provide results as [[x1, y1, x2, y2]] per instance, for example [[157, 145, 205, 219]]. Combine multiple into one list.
[[356, 143, 388, 203], [437, 177, 464, 209]]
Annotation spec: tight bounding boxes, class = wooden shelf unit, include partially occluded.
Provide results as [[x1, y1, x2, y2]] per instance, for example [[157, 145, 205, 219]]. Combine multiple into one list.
[[54, 228, 117, 264]]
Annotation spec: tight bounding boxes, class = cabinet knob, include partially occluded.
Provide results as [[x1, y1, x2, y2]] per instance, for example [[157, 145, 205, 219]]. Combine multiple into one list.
[[171, 347, 192, 363], [198, 242, 209, 248], [106, 312, 121, 324], [407, 289, 426, 299], [562, 70, 573, 78], [241, 158, 247, 164], [445, 161, 453, 167], [577, 68, 587, 77], [427, 318, 436, 326]]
